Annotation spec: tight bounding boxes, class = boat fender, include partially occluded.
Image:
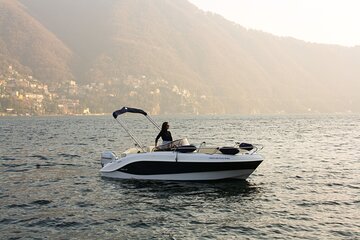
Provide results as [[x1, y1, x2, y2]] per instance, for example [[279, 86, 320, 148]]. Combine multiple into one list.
[[219, 147, 239, 155], [239, 143, 254, 151]]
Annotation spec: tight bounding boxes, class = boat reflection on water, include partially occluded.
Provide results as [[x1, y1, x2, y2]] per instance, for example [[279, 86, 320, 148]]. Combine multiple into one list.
[[103, 177, 262, 199]]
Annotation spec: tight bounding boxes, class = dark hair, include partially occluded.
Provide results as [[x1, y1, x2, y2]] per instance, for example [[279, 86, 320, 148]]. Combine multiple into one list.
[[161, 122, 168, 132]]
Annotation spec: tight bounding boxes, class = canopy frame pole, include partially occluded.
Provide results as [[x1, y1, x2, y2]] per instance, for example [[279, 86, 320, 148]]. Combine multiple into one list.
[[115, 118, 146, 152], [145, 115, 161, 130], [112, 107, 161, 151]]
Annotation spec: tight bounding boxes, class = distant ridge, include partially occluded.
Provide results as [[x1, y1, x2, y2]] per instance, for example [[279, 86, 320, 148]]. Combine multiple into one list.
[[1, 0, 359, 114]]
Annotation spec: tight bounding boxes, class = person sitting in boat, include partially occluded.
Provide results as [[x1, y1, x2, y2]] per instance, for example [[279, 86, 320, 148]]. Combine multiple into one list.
[[155, 122, 173, 147]]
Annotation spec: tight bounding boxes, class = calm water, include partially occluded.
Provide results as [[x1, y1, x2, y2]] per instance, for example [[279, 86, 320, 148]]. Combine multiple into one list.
[[0, 114, 359, 239]]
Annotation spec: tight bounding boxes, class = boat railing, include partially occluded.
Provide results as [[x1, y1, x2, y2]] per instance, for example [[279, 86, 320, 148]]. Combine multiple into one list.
[[132, 141, 263, 155]]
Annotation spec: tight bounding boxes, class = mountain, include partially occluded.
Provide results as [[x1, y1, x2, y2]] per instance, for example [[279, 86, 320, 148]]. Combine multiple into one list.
[[0, 0, 74, 82], [2, 0, 360, 114]]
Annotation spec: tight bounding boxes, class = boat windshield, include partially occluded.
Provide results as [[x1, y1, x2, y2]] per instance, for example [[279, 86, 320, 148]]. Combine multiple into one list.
[[156, 138, 189, 150]]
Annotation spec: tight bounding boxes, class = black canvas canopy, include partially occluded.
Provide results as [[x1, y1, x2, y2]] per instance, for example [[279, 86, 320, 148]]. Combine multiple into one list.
[[111, 107, 159, 150], [112, 107, 148, 119]]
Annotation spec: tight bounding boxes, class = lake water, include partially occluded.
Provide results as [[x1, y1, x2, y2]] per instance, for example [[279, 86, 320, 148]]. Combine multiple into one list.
[[0, 114, 359, 239]]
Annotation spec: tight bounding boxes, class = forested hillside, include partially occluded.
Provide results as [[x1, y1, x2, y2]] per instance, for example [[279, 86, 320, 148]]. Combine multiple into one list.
[[1, 0, 359, 114]]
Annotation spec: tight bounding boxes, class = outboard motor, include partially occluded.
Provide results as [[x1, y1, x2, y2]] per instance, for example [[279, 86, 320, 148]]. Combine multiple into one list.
[[101, 151, 118, 167]]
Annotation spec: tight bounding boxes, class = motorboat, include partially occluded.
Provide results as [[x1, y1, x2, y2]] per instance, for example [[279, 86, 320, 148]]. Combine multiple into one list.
[[100, 107, 264, 181]]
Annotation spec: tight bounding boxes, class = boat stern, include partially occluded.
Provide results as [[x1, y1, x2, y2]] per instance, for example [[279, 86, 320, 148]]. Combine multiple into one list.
[[101, 151, 118, 167]]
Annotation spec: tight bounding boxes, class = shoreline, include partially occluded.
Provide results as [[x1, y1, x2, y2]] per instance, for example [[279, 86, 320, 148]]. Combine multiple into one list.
[[1, 112, 359, 118], [0, 113, 108, 117]]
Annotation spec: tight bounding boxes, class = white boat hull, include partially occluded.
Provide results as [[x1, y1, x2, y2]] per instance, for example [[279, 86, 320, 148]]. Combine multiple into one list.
[[100, 151, 263, 181], [101, 169, 256, 181]]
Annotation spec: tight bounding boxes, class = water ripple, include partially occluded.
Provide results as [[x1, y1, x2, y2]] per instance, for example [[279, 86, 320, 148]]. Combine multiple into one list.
[[0, 114, 359, 239]]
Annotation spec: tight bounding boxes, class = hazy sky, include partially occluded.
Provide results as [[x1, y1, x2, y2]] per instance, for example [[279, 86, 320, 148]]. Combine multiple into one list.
[[188, 0, 360, 47]]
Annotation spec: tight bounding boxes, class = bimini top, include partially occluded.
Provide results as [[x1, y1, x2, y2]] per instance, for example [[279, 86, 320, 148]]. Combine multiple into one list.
[[112, 107, 148, 119]]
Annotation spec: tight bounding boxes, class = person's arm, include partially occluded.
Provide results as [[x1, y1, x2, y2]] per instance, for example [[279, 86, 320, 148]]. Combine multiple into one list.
[[155, 132, 162, 146]]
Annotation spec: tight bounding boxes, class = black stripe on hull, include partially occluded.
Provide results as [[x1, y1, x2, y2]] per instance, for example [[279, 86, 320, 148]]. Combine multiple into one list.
[[118, 161, 262, 175]]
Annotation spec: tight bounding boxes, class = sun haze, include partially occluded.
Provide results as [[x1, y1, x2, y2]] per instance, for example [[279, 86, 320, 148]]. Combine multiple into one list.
[[188, 0, 360, 47]]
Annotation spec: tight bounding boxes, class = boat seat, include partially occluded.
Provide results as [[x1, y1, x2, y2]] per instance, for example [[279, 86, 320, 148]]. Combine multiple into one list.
[[219, 147, 240, 155], [175, 145, 197, 153], [197, 147, 221, 154], [146, 146, 156, 152], [239, 143, 254, 151], [123, 147, 142, 155]]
